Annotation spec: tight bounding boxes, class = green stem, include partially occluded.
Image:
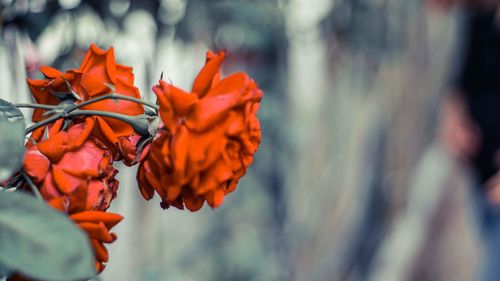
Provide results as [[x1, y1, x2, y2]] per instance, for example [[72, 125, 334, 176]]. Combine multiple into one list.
[[14, 103, 58, 110], [67, 110, 150, 136], [21, 171, 43, 200], [69, 93, 159, 112], [24, 96, 156, 136], [24, 113, 64, 135]]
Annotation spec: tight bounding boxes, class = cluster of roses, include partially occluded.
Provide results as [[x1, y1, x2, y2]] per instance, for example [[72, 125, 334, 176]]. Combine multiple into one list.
[[16, 44, 262, 274]]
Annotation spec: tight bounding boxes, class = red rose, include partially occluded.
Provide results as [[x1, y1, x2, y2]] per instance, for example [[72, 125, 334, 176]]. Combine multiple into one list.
[[137, 51, 262, 211], [23, 118, 118, 212], [22, 118, 122, 273], [47, 183, 122, 273], [26, 44, 145, 164]]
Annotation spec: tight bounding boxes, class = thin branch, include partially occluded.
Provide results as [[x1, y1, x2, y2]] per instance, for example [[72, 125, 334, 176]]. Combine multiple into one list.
[[67, 110, 151, 136], [67, 109, 135, 119], [21, 171, 43, 200], [24, 113, 64, 135], [23, 94, 157, 136], [14, 103, 58, 110], [5, 174, 22, 189], [68, 93, 159, 112]]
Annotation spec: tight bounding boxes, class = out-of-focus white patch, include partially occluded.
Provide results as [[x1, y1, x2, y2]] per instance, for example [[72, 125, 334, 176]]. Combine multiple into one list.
[[29, 0, 46, 13], [159, 0, 187, 25], [58, 0, 81, 10], [75, 8, 113, 47], [109, 0, 130, 18], [215, 23, 245, 51]]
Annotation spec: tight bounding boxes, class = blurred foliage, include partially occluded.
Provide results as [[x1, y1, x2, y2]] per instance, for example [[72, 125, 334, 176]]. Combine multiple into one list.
[[0, 191, 95, 281], [0, 99, 24, 181]]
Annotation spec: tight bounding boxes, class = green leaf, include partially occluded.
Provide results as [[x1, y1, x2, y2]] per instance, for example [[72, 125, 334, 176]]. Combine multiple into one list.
[[0, 99, 25, 181], [0, 191, 96, 281]]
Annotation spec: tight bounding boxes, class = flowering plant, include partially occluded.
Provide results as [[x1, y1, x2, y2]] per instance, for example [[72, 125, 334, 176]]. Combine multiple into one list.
[[0, 44, 262, 280]]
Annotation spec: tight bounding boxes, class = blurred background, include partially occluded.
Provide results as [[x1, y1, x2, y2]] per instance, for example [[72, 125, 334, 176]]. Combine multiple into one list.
[[0, 0, 486, 280]]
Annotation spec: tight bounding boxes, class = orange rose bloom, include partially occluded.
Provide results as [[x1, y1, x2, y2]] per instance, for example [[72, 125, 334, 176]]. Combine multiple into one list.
[[137, 51, 262, 211], [46, 191, 122, 273], [44, 169, 122, 273], [27, 44, 145, 164], [22, 117, 121, 273], [23, 118, 118, 211]]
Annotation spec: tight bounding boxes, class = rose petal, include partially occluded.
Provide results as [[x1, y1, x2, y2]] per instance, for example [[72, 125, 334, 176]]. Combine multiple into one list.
[[166, 84, 198, 116], [70, 211, 123, 229], [185, 93, 241, 132], [23, 148, 50, 182], [79, 44, 116, 97], [78, 222, 115, 243], [192, 50, 226, 98], [91, 239, 109, 262], [205, 189, 224, 208], [40, 66, 64, 78]]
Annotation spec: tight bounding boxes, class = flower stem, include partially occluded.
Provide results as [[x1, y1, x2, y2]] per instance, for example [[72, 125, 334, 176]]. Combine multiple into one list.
[[24, 113, 64, 135], [14, 103, 58, 110], [21, 171, 43, 201], [24, 98, 156, 136], [69, 93, 159, 112], [67, 110, 151, 136]]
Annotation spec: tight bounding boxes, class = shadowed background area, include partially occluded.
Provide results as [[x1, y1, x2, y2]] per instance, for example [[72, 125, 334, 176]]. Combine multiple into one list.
[[0, 0, 483, 280]]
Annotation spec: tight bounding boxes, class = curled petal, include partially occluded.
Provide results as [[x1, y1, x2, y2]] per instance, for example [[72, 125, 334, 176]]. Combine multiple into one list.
[[91, 239, 109, 263], [116, 64, 134, 84], [26, 79, 60, 122], [37, 132, 69, 162], [48, 196, 68, 212], [66, 117, 95, 149], [40, 66, 64, 78], [79, 44, 116, 97], [51, 165, 81, 194], [70, 211, 123, 229], [94, 117, 119, 145], [137, 163, 156, 200], [78, 222, 115, 243], [153, 81, 177, 133], [192, 50, 226, 98], [206, 189, 224, 209], [205, 72, 249, 98], [182, 189, 204, 211], [166, 84, 198, 116], [185, 93, 241, 132]]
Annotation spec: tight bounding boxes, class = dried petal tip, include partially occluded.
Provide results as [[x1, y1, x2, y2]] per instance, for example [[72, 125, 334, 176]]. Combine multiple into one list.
[[69, 210, 123, 273]]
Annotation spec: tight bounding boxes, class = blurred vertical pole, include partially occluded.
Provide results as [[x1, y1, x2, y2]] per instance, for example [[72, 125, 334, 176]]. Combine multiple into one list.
[[285, 0, 393, 279], [284, 0, 339, 279], [368, 3, 480, 281], [101, 7, 158, 281], [285, 0, 480, 279], [0, 27, 31, 117]]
